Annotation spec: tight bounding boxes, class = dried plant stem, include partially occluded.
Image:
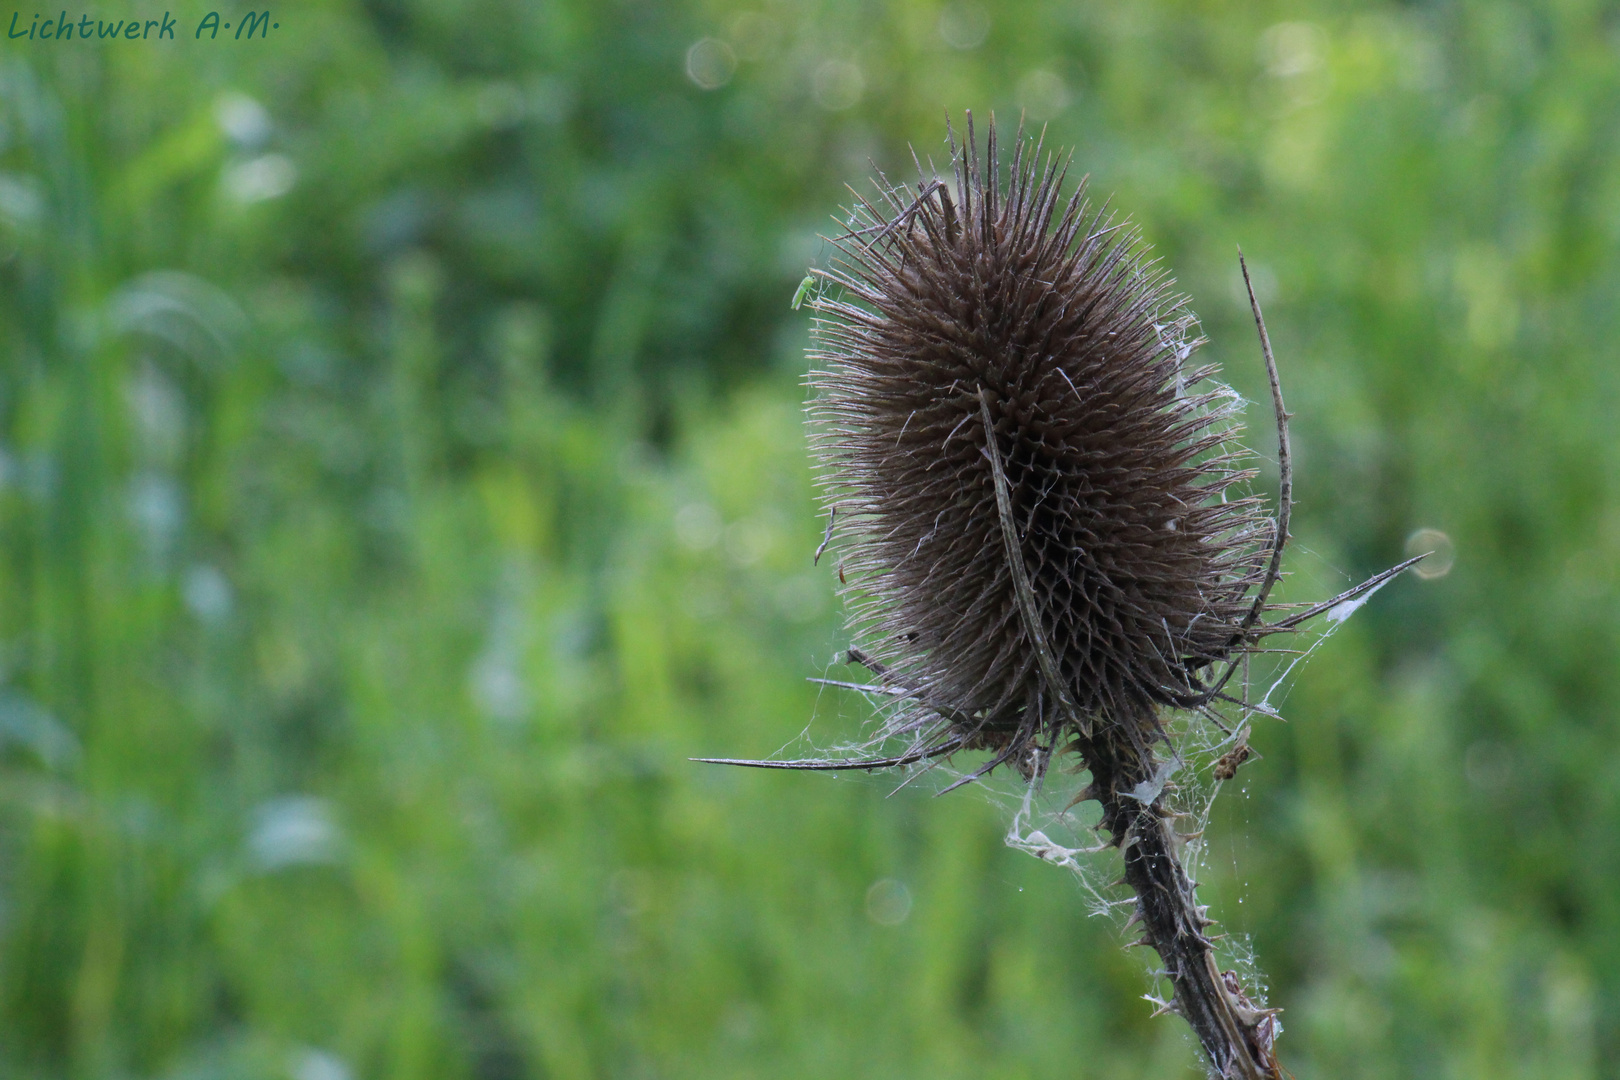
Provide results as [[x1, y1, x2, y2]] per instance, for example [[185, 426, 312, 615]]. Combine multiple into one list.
[[1071, 260, 1284, 1078], [980, 329, 1283, 1076], [974, 254, 1292, 1074], [1082, 737, 1283, 1079], [1239, 249, 1292, 635], [982, 368, 1284, 1074]]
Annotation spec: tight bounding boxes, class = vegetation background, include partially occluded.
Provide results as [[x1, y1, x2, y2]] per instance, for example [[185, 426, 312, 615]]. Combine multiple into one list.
[[0, 0, 1615, 1077]]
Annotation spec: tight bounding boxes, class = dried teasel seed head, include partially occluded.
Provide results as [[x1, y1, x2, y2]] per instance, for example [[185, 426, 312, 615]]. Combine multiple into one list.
[[808, 116, 1274, 767]]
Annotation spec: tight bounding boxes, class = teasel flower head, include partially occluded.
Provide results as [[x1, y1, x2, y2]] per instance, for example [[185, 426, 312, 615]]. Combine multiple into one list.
[[806, 117, 1273, 775], [705, 115, 1426, 1080]]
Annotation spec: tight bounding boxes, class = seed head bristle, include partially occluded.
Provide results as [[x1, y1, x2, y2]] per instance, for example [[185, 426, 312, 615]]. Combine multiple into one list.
[[807, 116, 1274, 766]]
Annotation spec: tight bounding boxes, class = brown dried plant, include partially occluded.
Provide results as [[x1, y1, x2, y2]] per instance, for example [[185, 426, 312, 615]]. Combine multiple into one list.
[[700, 116, 1422, 1079]]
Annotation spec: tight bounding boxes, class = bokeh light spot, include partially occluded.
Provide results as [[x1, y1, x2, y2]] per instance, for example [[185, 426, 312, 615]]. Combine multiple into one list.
[[686, 38, 736, 91], [865, 878, 912, 925], [938, 2, 990, 50], [1259, 22, 1326, 78], [1017, 70, 1071, 121], [813, 60, 865, 111], [1405, 527, 1456, 579]]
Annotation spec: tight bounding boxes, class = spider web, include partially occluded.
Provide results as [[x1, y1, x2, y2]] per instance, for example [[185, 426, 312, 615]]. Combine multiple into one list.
[[790, 555, 1390, 1034]]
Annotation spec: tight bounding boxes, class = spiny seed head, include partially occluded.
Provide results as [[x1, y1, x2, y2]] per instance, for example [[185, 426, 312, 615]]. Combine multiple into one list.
[[808, 117, 1273, 762]]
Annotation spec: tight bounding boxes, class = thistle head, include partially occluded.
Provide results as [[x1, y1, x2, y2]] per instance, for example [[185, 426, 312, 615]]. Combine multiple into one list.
[[808, 116, 1273, 768]]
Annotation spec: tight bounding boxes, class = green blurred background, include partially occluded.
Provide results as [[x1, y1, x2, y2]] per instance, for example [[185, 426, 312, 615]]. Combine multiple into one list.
[[0, 0, 1615, 1077]]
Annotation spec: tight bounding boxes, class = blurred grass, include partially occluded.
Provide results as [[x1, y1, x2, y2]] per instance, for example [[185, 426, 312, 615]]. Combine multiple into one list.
[[0, 1, 1618, 1078]]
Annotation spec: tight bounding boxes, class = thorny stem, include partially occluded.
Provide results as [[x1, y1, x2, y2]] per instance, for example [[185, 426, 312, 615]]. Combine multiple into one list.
[[982, 362, 1285, 1077], [1080, 258, 1288, 1077], [1081, 736, 1284, 1079]]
